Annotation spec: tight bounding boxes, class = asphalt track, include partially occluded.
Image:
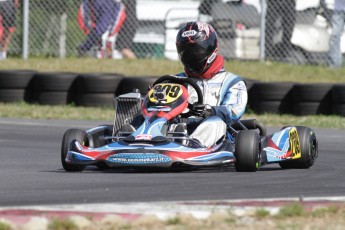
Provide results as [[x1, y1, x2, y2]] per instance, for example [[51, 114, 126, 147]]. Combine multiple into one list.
[[0, 117, 344, 207]]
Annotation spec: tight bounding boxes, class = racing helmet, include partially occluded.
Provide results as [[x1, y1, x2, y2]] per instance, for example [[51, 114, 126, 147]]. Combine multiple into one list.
[[176, 21, 219, 77]]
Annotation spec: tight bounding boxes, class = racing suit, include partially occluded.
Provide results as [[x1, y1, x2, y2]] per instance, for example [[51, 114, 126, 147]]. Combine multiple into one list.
[[177, 70, 248, 147]]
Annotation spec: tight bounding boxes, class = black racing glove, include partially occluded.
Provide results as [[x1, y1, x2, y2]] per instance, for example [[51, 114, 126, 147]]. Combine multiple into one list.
[[189, 104, 214, 118]]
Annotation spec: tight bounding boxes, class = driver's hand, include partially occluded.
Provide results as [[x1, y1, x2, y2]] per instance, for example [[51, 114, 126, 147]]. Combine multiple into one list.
[[190, 104, 214, 118]]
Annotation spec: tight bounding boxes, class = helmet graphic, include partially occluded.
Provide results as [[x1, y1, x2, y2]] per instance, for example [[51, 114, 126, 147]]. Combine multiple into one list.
[[176, 21, 219, 76]]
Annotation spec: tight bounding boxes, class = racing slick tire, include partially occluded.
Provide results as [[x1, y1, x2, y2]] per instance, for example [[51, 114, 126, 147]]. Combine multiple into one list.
[[279, 126, 318, 169], [235, 130, 261, 172], [61, 129, 88, 172], [87, 125, 113, 170], [88, 125, 113, 148]]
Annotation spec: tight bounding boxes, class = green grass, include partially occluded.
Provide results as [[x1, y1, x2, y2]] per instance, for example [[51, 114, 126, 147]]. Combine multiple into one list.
[[275, 203, 307, 219], [0, 58, 345, 83], [0, 222, 11, 230], [48, 219, 77, 230], [255, 208, 271, 218], [1, 102, 344, 129]]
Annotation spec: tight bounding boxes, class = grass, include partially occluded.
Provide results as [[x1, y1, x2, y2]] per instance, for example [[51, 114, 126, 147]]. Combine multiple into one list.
[[48, 219, 77, 230], [1, 102, 344, 129], [0, 58, 344, 128], [255, 208, 271, 218], [0, 58, 345, 83], [0, 222, 11, 230], [275, 203, 307, 219]]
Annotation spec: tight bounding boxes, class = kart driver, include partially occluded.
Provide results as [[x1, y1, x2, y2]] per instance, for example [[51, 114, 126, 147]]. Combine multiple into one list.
[[125, 21, 248, 148], [175, 21, 248, 147]]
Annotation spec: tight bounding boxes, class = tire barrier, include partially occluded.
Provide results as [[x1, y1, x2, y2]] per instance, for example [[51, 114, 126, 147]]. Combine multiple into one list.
[[332, 84, 345, 116], [291, 83, 333, 115], [248, 82, 294, 114], [115, 76, 159, 96], [0, 70, 344, 116], [32, 72, 79, 105], [0, 70, 37, 103], [74, 73, 125, 107]]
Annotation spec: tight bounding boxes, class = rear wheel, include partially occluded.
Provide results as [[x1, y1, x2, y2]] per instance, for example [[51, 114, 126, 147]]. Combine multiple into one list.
[[61, 129, 88, 172], [279, 126, 318, 169], [235, 130, 261, 172]]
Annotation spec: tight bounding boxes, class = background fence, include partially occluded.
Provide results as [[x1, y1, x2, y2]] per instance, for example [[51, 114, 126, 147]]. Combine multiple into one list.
[[4, 0, 339, 65]]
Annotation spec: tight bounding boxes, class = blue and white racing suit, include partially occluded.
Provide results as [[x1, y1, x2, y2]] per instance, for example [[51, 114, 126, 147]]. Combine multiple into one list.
[[176, 71, 248, 147]]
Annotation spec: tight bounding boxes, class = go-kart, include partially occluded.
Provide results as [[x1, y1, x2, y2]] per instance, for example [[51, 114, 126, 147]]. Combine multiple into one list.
[[61, 75, 318, 172]]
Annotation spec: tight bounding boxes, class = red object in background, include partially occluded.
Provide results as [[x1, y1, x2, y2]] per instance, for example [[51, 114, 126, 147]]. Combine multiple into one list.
[[0, 16, 16, 40], [77, 3, 126, 36]]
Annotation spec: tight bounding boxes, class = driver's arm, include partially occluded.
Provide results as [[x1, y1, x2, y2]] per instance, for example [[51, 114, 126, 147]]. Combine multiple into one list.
[[212, 79, 248, 125]]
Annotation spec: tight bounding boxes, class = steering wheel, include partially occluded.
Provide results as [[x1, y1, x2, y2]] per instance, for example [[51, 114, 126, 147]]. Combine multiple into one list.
[[153, 75, 204, 118]]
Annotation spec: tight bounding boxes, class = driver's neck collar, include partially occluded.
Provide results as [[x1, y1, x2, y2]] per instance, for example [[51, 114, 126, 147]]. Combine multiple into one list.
[[185, 55, 225, 80]]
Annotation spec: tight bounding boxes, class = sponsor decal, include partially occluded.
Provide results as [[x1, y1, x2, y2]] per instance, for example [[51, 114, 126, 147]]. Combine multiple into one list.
[[263, 127, 301, 161], [107, 153, 172, 164], [135, 134, 152, 140], [207, 52, 217, 64], [289, 127, 301, 159], [182, 30, 197, 37], [75, 141, 84, 151]]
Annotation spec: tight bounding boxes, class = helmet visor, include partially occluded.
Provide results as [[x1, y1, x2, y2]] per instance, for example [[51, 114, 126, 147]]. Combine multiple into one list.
[[179, 45, 210, 74]]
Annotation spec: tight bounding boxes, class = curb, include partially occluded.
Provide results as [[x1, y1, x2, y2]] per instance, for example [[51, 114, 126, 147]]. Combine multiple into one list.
[[1, 196, 345, 228]]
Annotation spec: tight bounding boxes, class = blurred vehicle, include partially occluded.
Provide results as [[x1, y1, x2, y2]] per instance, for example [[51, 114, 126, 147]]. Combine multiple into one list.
[[133, 0, 199, 59], [134, 0, 345, 65]]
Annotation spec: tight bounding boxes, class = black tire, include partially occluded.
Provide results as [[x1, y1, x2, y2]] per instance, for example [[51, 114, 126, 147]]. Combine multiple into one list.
[[243, 78, 259, 92], [87, 125, 113, 169], [235, 130, 261, 172], [279, 126, 318, 169], [250, 82, 294, 101], [252, 101, 291, 114], [332, 103, 345, 116], [331, 85, 345, 103], [0, 89, 27, 102], [116, 76, 159, 96], [292, 102, 330, 115], [88, 125, 113, 148], [248, 82, 294, 114], [76, 73, 124, 93], [61, 129, 88, 172], [37, 91, 71, 105], [75, 93, 115, 107], [0, 70, 36, 89], [32, 72, 78, 91], [292, 83, 333, 102]]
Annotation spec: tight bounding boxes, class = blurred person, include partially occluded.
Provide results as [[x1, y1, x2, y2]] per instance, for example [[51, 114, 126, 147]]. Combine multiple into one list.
[[265, 0, 296, 61], [116, 0, 138, 59], [0, 0, 19, 60], [127, 22, 248, 148], [77, 0, 126, 56], [326, 0, 345, 68]]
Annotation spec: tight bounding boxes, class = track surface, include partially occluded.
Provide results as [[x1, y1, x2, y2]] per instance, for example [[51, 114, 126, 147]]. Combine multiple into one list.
[[0, 118, 344, 207]]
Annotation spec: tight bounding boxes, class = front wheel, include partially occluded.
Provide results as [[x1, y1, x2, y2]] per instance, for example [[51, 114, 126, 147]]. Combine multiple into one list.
[[61, 129, 88, 172], [279, 126, 318, 169], [235, 130, 261, 172]]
